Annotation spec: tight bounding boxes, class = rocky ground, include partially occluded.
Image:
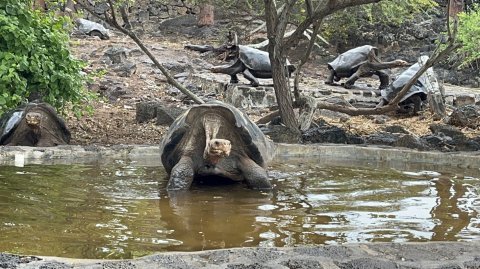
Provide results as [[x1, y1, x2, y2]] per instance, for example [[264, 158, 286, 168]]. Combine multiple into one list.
[[65, 18, 480, 151], [2, 241, 480, 269]]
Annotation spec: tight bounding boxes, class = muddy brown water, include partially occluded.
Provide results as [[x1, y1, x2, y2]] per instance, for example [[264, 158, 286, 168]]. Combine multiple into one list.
[[0, 158, 479, 259]]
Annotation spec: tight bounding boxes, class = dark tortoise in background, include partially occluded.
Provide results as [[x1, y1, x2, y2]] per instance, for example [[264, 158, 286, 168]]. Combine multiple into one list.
[[210, 45, 296, 87], [378, 62, 430, 115], [160, 101, 275, 190], [0, 102, 71, 146], [326, 45, 409, 89]]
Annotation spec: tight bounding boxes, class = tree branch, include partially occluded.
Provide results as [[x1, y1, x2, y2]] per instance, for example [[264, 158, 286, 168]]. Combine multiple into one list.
[[74, 0, 204, 104], [259, 0, 460, 122], [283, 0, 383, 50]]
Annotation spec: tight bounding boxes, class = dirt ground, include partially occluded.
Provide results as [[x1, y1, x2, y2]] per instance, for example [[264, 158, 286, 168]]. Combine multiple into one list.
[[65, 30, 478, 147]]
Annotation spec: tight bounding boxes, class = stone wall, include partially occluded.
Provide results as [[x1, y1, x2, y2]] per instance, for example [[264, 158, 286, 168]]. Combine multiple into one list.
[[83, 0, 198, 25]]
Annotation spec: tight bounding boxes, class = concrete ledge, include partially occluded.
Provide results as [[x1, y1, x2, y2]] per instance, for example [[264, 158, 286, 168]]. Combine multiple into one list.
[[1, 144, 480, 170], [4, 241, 480, 268]]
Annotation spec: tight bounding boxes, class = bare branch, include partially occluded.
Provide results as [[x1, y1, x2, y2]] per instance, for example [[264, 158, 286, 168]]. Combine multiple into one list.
[[293, 21, 321, 100]]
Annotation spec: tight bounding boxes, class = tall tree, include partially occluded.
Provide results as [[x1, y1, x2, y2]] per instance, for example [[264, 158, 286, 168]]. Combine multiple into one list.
[[264, 0, 384, 134], [262, 0, 460, 139]]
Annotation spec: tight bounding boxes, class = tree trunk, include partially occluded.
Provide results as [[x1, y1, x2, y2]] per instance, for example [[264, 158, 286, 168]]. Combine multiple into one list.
[[264, 0, 299, 135], [449, 0, 464, 18], [120, 4, 132, 29], [298, 96, 317, 131], [270, 55, 299, 133], [33, 0, 46, 10], [418, 56, 446, 119], [197, 4, 214, 27]]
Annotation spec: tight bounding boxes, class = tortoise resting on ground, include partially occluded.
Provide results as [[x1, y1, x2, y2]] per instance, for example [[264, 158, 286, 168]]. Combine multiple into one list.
[[0, 102, 71, 146], [210, 45, 296, 87], [160, 101, 275, 190], [378, 62, 429, 115], [325, 45, 409, 89]]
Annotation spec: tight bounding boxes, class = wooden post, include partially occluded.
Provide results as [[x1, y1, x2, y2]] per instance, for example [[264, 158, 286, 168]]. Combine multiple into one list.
[[197, 4, 214, 27], [418, 56, 446, 119]]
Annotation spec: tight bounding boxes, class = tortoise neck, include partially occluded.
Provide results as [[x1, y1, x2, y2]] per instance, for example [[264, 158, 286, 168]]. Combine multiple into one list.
[[370, 60, 404, 69]]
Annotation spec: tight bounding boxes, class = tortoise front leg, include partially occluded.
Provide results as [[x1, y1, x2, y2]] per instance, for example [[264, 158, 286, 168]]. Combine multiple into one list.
[[238, 157, 271, 190], [325, 69, 335, 85], [376, 70, 390, 90], [230, 74, 239, 84], [242, 69, 260, 87], [167, 156, 194, 190], [344, 73, 359, 89]]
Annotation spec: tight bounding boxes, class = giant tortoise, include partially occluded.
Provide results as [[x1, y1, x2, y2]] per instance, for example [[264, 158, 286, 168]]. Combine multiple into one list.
[[325, 45, 408, 89], [211, 45, 296, 87], [378, 62, 429, 114], [160, 101, 275, 190], [0, 102, 71, 146], [75, 18, 110, 40]]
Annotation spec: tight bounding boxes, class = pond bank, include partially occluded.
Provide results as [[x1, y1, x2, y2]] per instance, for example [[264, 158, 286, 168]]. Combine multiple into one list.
[[1, 144, 479, 169], [1, 241, 480, 268]]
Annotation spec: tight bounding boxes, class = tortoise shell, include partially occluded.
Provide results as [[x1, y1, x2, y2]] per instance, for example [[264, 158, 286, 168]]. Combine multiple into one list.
[[381, 62, 428, 103], [0, 102, 71, 146], [160, 101, 275, 174], [328, 45, 378, 77], [238, 45, 294, 72]]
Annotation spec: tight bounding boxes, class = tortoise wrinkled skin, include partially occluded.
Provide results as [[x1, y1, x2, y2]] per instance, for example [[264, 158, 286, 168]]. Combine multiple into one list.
[[0, 102, 71, 146], [160, 101, 275, 191]]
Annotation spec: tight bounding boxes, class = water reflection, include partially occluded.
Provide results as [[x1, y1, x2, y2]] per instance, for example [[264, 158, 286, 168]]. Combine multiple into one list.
[[430, 175, 478, 240], [158, 181, 274, 251]]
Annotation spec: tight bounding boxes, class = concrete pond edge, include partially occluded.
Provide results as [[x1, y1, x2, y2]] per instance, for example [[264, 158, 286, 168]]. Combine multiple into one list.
[[1, 143, 479, 169], [1, 241, 480, 268]]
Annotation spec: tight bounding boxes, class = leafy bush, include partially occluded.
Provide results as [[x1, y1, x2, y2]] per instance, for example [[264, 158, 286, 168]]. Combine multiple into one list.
[[0, 0, 95, 116], [456, 3, 480, 68]]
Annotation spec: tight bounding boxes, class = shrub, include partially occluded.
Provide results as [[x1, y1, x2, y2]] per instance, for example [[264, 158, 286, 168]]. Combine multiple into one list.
[[0, 0, 94, 117], [456, 3, 480, 68]]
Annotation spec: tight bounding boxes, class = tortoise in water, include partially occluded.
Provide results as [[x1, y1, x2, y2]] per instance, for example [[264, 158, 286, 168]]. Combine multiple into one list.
[[378, 62, 429, 114], [160, 101, 275, 190], [210, 45, 296, 87], [325, 45, 409, 89], [0, 102, 71, 146]]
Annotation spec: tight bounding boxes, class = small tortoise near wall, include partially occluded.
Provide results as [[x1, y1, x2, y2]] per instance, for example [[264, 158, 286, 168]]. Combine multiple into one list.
[[0, 102, 71, 146], [160, 101, 275, 190]]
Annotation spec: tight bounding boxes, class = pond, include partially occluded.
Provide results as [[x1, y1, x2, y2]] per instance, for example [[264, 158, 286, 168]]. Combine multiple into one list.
[[0, 158, 479, 259]]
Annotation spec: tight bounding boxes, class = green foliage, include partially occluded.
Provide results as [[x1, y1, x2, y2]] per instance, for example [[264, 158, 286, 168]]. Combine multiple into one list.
[[322, 0, 438, 41], [456, 4, 480, 68], [0, 0, 95, 117]]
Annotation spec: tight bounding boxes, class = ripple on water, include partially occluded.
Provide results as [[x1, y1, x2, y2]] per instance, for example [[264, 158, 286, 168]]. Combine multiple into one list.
[[0, 160, 479, 258]]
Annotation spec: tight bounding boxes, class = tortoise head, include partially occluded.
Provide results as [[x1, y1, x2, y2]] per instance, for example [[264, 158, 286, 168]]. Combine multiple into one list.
[[25, 112, 42, 128], [204, 138, 231, 164], [395, 59, 410, 67]]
